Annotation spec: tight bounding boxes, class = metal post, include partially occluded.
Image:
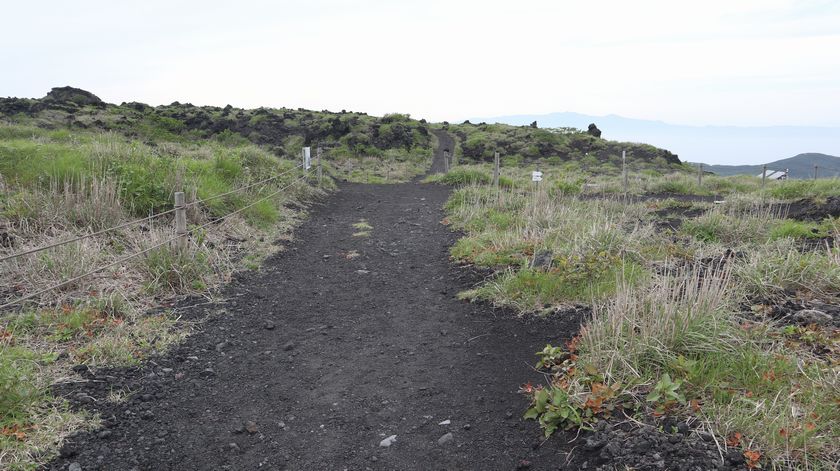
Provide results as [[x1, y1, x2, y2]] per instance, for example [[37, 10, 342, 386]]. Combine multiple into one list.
[[174, 192, 187, 251], [317, 146, 323, 186], [814, 165, 818, 180], [493, 151, 500, 189], [762, 165, 767, 189]]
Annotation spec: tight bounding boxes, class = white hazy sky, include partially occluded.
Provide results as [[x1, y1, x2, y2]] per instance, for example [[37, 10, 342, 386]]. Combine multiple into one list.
[[3, 0, 840, 126]]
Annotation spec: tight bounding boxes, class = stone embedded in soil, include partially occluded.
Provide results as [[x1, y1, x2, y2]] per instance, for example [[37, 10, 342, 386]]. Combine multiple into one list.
[[437, 432, 454, 445], [379, 435, 397, 447], [283, 341, 296, 351], [245, 421, 259, 434], [200, 368, 217, 378], [264, 322, 276, 330], [726, 449, 745, 464], [792, 309, 832, 325], [68, 463, 82, 471], [530, 249, 553, 269], [583, 435, 607, 451]]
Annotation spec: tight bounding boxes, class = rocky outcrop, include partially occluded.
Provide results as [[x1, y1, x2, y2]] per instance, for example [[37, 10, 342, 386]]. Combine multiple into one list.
[[43, 86, 104, 107]]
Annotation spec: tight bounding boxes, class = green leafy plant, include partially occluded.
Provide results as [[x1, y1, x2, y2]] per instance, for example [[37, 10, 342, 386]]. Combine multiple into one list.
[[647, 373, 686, 408], [524, 386, 583, 436]]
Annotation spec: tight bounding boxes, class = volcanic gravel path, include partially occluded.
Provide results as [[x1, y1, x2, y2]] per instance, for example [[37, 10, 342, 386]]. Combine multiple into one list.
[[48, 147, 585, 469]]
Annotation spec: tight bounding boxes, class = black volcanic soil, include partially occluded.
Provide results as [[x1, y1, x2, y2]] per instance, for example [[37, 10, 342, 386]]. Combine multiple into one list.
[[47, 135, 756, 471], [48, 180, 586, 470]]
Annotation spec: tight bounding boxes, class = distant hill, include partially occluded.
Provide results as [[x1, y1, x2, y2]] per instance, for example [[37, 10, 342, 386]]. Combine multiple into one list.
[[472, 112, 840, 166], [0, 87, 683, 173], [698, 153, 840, 179]]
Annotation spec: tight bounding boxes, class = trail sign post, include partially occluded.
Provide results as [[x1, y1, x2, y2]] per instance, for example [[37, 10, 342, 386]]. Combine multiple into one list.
[[303, 147, 312, 171], [532, 170, 543, 182]]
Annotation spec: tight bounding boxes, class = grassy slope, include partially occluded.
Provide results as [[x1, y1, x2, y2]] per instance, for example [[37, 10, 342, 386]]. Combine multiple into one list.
[[0, 120, 330, 468], [438, 168, 839, 469]]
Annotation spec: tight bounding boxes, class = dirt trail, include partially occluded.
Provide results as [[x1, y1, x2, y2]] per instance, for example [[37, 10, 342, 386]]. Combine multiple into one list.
[[49, 143, 582, 470], [428, 129, 455, 174]]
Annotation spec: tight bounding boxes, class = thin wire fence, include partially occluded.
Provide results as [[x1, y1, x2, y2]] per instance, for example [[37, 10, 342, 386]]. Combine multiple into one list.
[[0, 164, 313, 311], [0, 163, 304, 263]]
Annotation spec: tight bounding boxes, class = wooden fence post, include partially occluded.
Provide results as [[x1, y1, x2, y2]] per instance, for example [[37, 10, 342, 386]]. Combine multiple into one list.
[[493, 151, 500, 189], [174, 192, 187, 251], [443, 150, 450, 172], [814, 164, 818, 180], [622, 150, 628, 196], [697, 163, 703, 187], [317, 146, 323, 186], [762, 165, 767, 190]]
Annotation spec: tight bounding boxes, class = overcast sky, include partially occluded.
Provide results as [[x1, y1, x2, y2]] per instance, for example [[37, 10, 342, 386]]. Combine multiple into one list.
[[3, 0, 840, 127]]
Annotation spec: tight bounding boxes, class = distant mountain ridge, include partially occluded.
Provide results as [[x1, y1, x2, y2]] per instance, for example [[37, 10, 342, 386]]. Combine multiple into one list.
[[698, 153, 840, 179], [473, 112, 840, 166]]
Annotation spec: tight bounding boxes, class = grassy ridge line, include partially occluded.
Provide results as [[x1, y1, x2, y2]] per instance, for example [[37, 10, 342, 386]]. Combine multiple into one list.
[[436, 166, 839, 469], [0, 122, 327, 469]]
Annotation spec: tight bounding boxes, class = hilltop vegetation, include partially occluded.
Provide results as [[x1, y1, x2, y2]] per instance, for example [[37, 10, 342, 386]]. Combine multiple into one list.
[[1, 88, 685, 181], [444, 120, 682, 173]]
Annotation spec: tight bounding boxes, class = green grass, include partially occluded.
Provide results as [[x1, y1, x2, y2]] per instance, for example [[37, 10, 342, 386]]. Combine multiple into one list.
[[467, 259, 646, 312], [768, 219, 828, 240]]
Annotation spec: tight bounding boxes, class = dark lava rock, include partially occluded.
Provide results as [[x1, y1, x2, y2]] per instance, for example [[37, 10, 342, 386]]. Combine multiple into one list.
[[792, 309, 832, 326], [44, 86, 103, 106], [0, 230, 14, 248], [282, 341, 295, 351], [587, 123, 602, 138], [199, 368, 217, 378], [530, 250, 553, 270], [726, 449, 745, 465], [583, 435, 607, 451]]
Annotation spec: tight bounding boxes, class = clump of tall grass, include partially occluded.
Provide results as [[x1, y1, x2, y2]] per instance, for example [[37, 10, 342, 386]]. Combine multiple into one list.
[[573, 268, 839, 468], [733, 238, 840, 300]]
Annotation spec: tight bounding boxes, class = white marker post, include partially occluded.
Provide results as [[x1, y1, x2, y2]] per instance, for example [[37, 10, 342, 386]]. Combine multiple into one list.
[[302, 147, 312, 172]]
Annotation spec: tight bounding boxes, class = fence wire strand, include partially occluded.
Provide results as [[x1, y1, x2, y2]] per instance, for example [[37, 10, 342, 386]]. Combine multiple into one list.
[[0, 163, 305, 263], [0, 171, 311, 310]]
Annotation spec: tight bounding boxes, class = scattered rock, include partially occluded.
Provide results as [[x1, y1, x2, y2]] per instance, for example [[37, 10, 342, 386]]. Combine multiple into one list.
[[437, 432, 454, 445], [74, 393, 95, 404], [264, 322, 276, 331], [438, 419, 450, 425], [59, 442, 77, 458], [726, 449, 745, 465], [97, 430, 112, 439], [379, 435, 397, 447], [200, 368, 217, 378], [68, 463, 82, 471], [792, 309, 832, 325], [530, 250, 553, 270], [583, 435, 607, 451], [282, 342, 295, 351], [245, 421, 259, 434], [228, 442, 240, 453]]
